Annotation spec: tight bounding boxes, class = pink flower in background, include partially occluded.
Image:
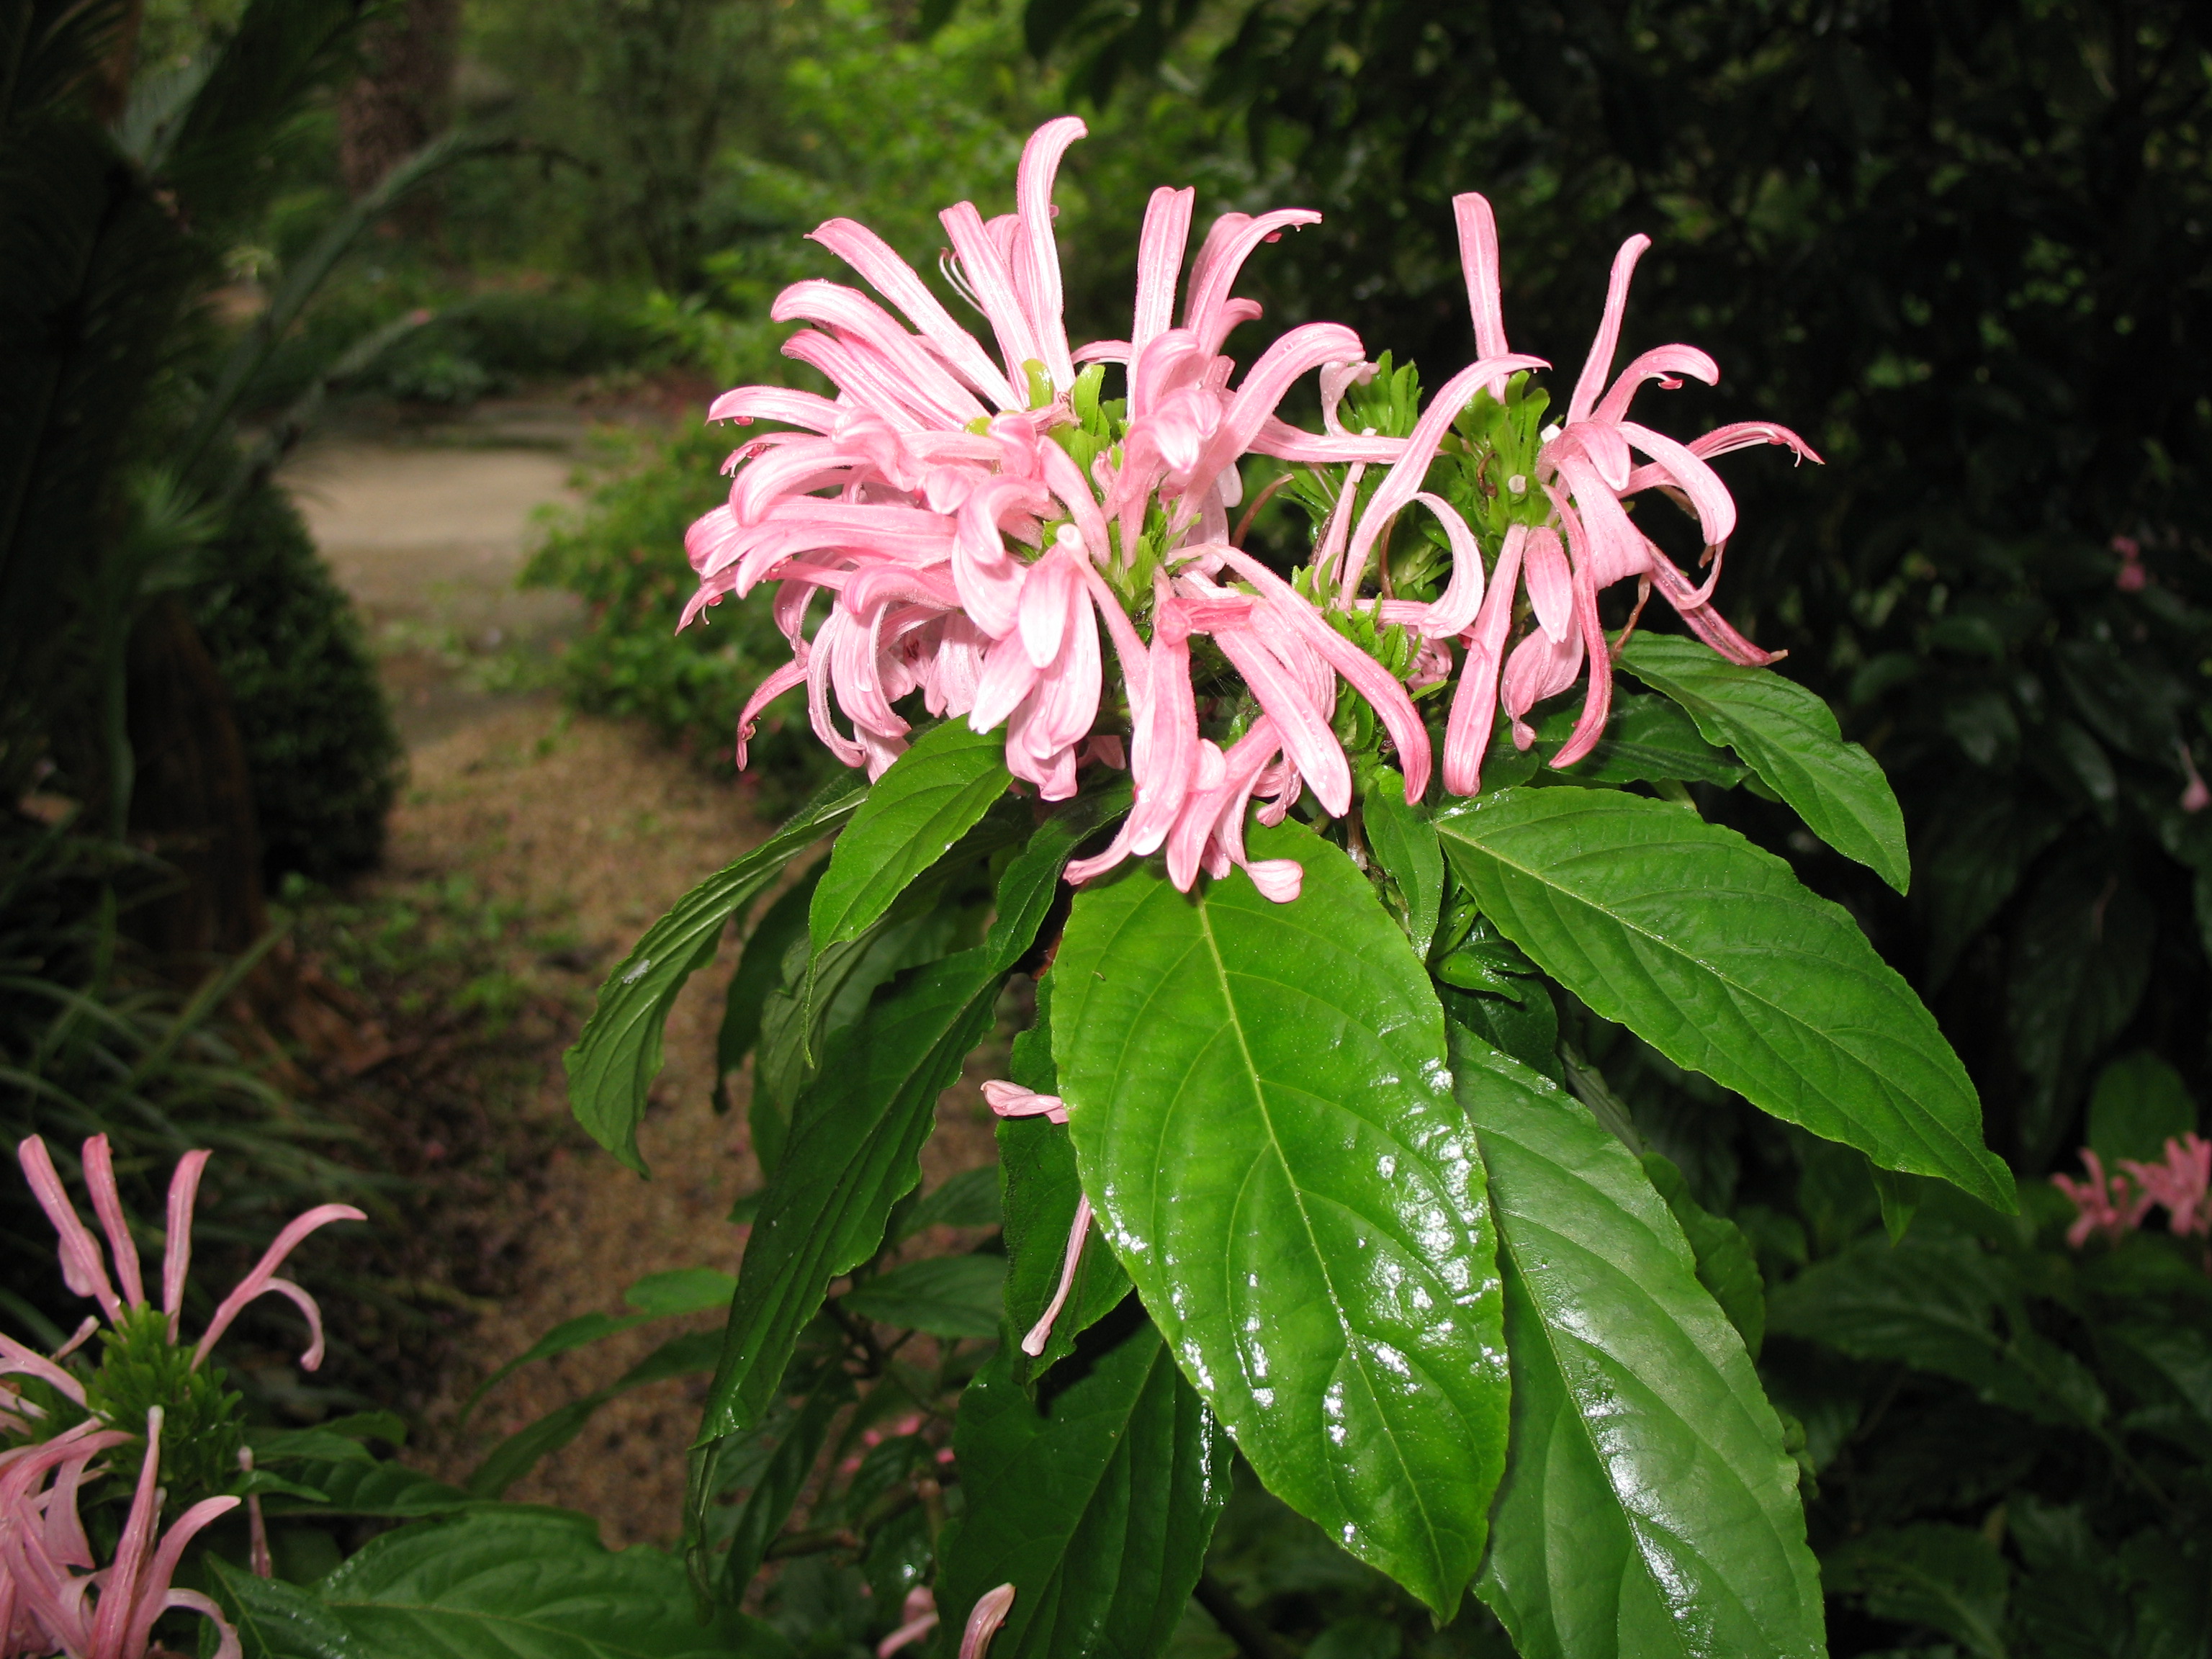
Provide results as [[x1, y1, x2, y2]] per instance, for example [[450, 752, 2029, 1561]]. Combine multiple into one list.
[[2122, 1132, 2211, 1239], [876, 1586, 938, 1658], [6, 1136, 364, 1414], [959, 1583, 1017, 1659], [2051, 1149, 2152, 1247], [2113, 534, 2147, 592], [0, 1410, 241, 1659]]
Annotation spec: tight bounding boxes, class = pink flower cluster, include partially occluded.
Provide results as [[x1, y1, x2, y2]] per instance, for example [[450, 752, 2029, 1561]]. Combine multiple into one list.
[[2051, 1131, 2211, 1248], [1, 1412, 240, 1659], [687, 119, 1815, 903], [1, 1137, 363, 1437]]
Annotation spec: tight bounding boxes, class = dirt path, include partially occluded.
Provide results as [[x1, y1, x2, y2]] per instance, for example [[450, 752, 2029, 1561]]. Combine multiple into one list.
[[284, 405, 997, 1545]]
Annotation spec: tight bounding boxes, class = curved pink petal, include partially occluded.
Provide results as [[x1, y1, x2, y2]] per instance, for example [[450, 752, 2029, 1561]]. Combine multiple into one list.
[[1405, 492, 1486, 636], [81, 1136, 144, 1310], [1452, 192, 1511, 364], [736, 659, 809, 769], [16, 1136, 120, 1321], [1182, 209, 1319, 354], [809, 217, 1020, 410], [773, 281, 989, 428], [1591, 343, 1719, 425], [1616, 420, 1737, 546], [960, 1584, 1018, 1659], [1565, 233, 1653, 427], [1020, 1195, 1092, 1357], [1547, 508, 1618, 770], [706, 386, 844, 431], [942, 200, 1045, 392], [1523, 523, 1575, 642], [1180, 321, 1365, 497], [1015, 116, 1087, 391], [120, 1496, 243, 1659], [1442, 526, 1527, 795], [162, 1149, 210, 1341], [192, 1205, 364, 1370]]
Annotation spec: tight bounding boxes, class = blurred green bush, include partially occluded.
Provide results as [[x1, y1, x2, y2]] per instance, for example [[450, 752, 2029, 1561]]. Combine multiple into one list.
[[521, 422, 833, 806], [189, 485, 405, 884]]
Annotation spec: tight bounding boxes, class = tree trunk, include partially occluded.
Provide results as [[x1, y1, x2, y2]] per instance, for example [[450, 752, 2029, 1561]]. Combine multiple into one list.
[[125, 594, 267, 960], [336, 0, 461, 233]]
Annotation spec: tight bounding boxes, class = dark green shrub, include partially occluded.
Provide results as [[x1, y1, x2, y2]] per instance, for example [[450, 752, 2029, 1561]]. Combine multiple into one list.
[[521, 422, 832, 805], [190, 486, 404, 884]]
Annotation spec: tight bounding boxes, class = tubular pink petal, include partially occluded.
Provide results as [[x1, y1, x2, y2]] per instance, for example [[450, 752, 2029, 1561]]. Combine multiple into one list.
[[1020, 1195, 1092, 1357], [120, 1496, 243, 1659], [982, 1080, 1068, 1123], [191, 1204, 364, 1370], [1164, 739, 1235, 891], [93, 1409, 166, 1659], [1550, 457, 1653, 590], [1565, 233, 1653, 426], [1341, 353, 1547, 583], [1548, 521, 1617, 770], [1249, 418, 1406, 464], [1406, 493, 1485, 635], [960, 1583, 1018, 1659], [1646, 552, 1782, 665], [1015, 117, 1087, 390], [942, 201, 1045, 389], [1212, 623, 1351, 817], [968, 635, 1044, 734], [1038, 443, 1110, 555], [1683, 421, 1823, 465], [1591, 343, 1719, 425], [17, 1136, 121, 1321], [1244, 859, 1303, 902], [1017, 544, 1081, 668], [1183, 209, 1320, 355], [1524, 524, 1575, 642], [81, 1136, 144, 1309], [1320, 359, 1375, 436], [1126, 608, 1199, 857], [1132, 186, 1195, 372], [1452, 192, 1511, 364], [707, 386, 844, 430], [1181, 321, 1364, 497], [1616, 421, 1737, 545], [779, 331, 929, 431], [773, 282, 990, 428], [1218, 548, 1432, 803], [809, 217, 1020, 409], [1, 1332, 88, 1406], [1442, 524, 1527, 795], [1501, 627, 1585, 751], [878, 1611, 940, 1659], [162, 1148, 210, 1341]]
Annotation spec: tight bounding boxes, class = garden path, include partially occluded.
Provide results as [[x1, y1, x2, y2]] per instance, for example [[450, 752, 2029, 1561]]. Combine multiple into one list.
[[283, 405, 999, 1545]]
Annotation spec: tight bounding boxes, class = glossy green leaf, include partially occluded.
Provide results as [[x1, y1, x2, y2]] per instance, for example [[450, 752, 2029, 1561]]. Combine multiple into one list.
[[1435, 786, 2013, 1210], [214, 1511, 778, 1659], [1825, 1524, 2009, 1659], [1914, 792, 2069, 987], [937, 1313, 1232, 1659], [1641, 1152, 1766, 1357], [999, 970, 1132, 1379], [257, 1458, 478, 1520], [809, 719, 1011, 951], [721, 1367, 852, 1599], [468, 1331, 721, 1499], [566, 773, 865, 1174], [1362, 765, 1445, 957], [1622, 634, 1910, 891], [1766, 1231, 2108, 1429], [840, 1254, 1006, 1338], [714, 862, 823, 1112], [696, 794, 1109, 1447], [1448, 1029, 1824, 1659], [1054, 819, 1508, 1619], [1539, 693, 1748, 789]]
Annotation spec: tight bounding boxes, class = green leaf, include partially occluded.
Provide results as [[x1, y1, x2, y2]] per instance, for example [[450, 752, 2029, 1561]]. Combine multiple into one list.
[[1054, 819, 1509, 1619], [696, 794, 1110, 1447], [719, 1365, 852, 1599], [1362, 766, 1445, 958], [1640, 1152, 1766, 1357], [213, 1510, 781, 1659], [1449, 1029, 1824, 1659], [566, 773, 866, 1174], [469, 1331, 721, 1499], [1435, 786, 2013, 1210], [1825, 1524, 2009, 1659], [2087, 1050, 2199, 1166], [714, 863, 824, 1112], [1766, 1231, 2108, 1429], [1914, 792, 2069, 987], [937, 1313, 1232, 1659], [809, 719, 1012, 952], [1538, 693, 1748, 789], [258, 1459, 479, 1520], [1622, 634, 1910, 891], [840, 1254, 1007, 1338], [461, 1269, 735, 1426], [895, 1164, 1004, 1239]]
